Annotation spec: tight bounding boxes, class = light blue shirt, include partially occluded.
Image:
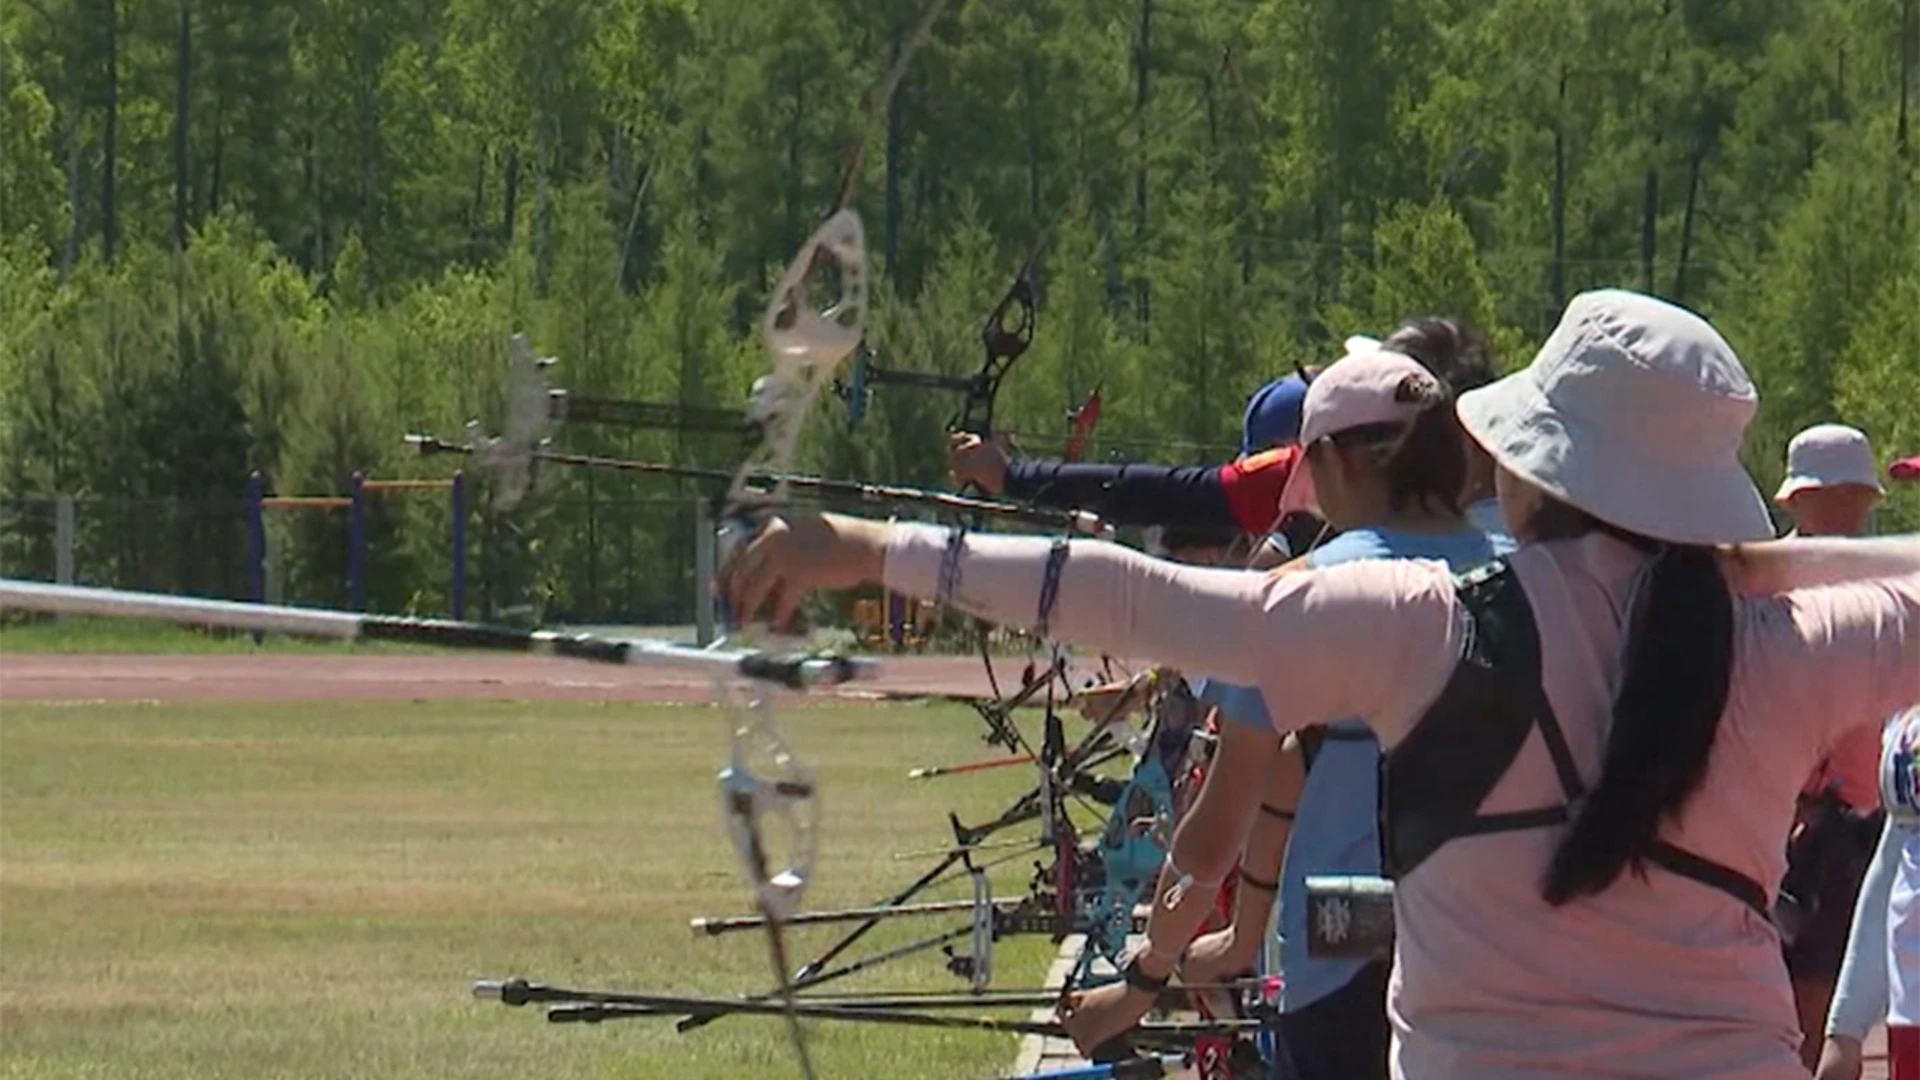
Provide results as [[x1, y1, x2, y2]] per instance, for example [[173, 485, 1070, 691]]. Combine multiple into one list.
[[1465, 497, 1514, 549], [1273, 524, 1507, 1010], [1195, 677, 1271, 729], [1189, 523, 1511, 1011]]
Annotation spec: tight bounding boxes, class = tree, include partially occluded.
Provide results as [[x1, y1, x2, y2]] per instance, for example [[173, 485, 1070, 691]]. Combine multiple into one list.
[[1832, 267, 1920, 532], [1143, 166, 1257, 452], [1723, 122, 1915, 488], [0, 77, 69, 250], [1325, 198, 1522, 365]]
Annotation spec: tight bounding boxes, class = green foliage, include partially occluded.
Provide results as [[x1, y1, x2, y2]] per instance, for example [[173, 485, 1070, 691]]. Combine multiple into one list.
[[0, 0, 1914, 616], [1326, 198, 1526, 369], [0, 78, 69, 245], [1721, 121, 1917, 490], [1833, 267, 1920, 532], [1146, 169, 1258, 451]]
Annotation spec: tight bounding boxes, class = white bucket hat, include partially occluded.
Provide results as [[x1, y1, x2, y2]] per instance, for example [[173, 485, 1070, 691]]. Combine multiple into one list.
[[1455, 288, 1774, 545], [1774, 423, 1885, 501]]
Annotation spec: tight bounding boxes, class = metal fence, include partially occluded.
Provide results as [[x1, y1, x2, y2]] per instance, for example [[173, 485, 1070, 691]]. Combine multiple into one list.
[[0, 495, 254, 601], [0, 493, 712, 628]]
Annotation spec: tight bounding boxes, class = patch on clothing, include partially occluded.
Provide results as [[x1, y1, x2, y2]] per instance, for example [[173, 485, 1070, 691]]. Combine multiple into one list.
[[1888, 709, 1920, 823], [1304, 875, 1394, 960]]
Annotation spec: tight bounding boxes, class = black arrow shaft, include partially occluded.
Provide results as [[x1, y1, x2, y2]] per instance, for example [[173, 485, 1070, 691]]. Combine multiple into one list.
[[554, 1000, 1063, 1034], [692, 897, 1015, 935], [409, 435, 1100, 532], [675, 923, 974, 1033]]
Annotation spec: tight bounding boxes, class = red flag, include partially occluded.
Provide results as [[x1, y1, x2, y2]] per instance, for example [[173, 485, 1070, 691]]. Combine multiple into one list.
[[1063, 386, 1103, 462]]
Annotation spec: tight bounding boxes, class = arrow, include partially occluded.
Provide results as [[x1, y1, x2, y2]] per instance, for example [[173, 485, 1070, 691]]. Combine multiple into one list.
[[406, 434, 1107, 535]]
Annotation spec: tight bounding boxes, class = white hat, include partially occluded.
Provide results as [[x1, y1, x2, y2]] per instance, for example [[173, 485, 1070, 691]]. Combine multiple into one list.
[[1278, 350, 1444, 514], [1774, 423, 1884, 502], [1454, 289, 1774, 545]]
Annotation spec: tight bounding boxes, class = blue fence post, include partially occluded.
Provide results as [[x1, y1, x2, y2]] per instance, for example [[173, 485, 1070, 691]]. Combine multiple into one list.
[[450, 470, 467, 620], [247, 471, 266, 644], [348, 470, 366, 612]]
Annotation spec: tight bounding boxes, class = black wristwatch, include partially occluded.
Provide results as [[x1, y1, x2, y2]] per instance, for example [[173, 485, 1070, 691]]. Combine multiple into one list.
[[1121, 953, 1172, 994]]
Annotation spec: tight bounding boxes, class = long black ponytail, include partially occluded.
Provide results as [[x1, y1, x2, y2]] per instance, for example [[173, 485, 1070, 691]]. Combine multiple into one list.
[[1535, 514, 1737, 904]]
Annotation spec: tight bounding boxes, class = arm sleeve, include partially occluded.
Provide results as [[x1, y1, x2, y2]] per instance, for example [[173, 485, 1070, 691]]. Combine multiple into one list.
[[1808, 723, 1888, 814], [882, 524, 1462, 745], [1733, 574, 1920, 763], [1001, 460, 1236, 529], [1825, 815, 1896, 1040], [1724, 537, 1920, 595]]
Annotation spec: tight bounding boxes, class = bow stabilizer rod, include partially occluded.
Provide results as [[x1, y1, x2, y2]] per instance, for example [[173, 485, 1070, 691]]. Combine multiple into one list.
[[473, 978, 1259, 1042], [691, 896, 1026, 936], [0, 579, 875, 690]]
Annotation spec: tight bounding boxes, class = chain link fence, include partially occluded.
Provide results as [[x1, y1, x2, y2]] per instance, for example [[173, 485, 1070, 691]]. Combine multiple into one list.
[[1, 488, 1155, 653], [1, 495, 254, 600], [0, 493, 712, 628]]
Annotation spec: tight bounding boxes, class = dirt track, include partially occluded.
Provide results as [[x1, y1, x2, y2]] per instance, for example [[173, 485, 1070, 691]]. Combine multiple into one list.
[[0, 651, 1117, 703]]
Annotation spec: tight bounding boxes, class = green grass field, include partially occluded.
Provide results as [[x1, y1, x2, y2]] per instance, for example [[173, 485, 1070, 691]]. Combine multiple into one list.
[[0, 616, 435, 655], [0, 697, 1062, 1080]]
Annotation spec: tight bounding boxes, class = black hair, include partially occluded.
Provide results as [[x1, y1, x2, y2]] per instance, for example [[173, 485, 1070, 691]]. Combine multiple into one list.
[[1384, 316, 1496, 396], [1321, 370, 1466, 517], [1525, 496, 1737, 906], [1156, 523, 1242, 556]]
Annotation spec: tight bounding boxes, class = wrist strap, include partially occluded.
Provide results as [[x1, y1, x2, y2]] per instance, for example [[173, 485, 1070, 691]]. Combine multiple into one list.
[[937, 528, 968, 606], [1237, 866, 1280, 893], [1123, 954, 1171, 994], [1035, 539, 1070, 639]]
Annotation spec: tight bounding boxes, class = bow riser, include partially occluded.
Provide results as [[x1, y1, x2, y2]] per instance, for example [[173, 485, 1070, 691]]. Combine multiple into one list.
[[737, 210, 870, 516]]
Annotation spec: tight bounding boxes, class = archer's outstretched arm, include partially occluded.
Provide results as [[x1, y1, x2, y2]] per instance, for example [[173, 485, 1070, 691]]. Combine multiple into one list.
[[882, 523, 1462, 746], [722, 512, 1460, 746], [1004, 460, 1235, 525], [953, 435, 1303, 534]]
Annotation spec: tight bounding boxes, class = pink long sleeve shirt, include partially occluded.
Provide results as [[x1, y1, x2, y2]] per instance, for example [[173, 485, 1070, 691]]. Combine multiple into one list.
[[885, 527, 1920, 1080], [1801, 723, 1884, 812]]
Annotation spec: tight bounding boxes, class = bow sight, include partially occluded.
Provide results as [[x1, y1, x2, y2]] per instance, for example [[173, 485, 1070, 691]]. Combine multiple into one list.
[[833, 255, 1036, 438], [407, 325, 1109, 536]]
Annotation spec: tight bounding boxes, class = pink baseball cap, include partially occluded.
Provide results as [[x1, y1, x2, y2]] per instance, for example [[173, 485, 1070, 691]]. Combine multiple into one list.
[[1889, 455, 1920, 482], [1277, 350, 1444, 514]]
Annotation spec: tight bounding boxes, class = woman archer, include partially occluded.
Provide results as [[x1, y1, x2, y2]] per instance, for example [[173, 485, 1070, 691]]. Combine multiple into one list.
[[1173, 342, 1512, 1080], [721, 288, 1920, 1080]]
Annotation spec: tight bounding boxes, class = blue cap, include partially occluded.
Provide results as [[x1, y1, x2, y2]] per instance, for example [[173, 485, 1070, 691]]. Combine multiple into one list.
[[1241, 375, 1308, 456]]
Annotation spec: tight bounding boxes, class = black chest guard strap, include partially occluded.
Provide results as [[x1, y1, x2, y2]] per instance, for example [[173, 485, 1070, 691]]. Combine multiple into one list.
[[1378, 560, 1771, 920], [1379, 561, 1581, 878]]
